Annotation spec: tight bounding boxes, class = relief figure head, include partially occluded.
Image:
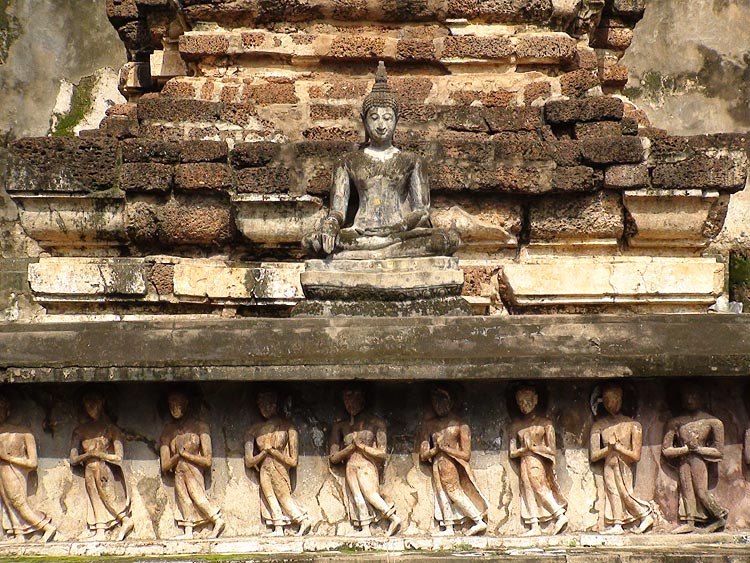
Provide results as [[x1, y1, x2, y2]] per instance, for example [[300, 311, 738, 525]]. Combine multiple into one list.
[[168, 390, 190, 420], [515, 386, 538, 416], [602, 384, 623, 416], [680, 383, 704, 413], [342, 387, 365, 417], [431, 387, 453, 417], [257, 389, 279, 419], [83, 392, 106, 421]]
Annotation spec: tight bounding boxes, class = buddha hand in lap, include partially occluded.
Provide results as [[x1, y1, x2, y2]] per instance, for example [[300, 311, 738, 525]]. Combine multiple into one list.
[[303, 62, 459, 259]]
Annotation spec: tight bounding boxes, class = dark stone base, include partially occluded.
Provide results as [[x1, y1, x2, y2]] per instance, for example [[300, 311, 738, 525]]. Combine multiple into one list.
[[291, 296, 474, 317]]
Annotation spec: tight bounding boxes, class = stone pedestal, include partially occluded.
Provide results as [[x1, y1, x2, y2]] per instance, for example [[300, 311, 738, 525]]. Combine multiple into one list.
[[294, 256, 472, 316]]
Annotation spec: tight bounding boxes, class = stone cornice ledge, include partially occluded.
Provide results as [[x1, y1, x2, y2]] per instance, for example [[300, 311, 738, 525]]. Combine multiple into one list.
[[1, 315, 749, 383]]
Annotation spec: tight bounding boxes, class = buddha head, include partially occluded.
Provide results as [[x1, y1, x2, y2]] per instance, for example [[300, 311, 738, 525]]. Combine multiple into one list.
[[361, 61, 399, 147]]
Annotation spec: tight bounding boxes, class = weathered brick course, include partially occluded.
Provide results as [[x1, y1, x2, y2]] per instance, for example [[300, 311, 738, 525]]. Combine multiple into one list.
[[529, 190, 624, 241], [230, 142, 282, 168], [121, 138, 181, 163], [545, 97, 624, 123], [581, 136, 645, 164], [175, 163, 234, 191], [137, 95, 222, 122], [121, 163, 173, 192], [236, 166, 295, 194], [9, 137, 119, 192], [179, 140, 228, 163]]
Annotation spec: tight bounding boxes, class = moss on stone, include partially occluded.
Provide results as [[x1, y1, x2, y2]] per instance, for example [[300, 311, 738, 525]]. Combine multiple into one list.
[[0, 0, 21, 64], [52, 74, 97, 137], [729, 251, 750, 309]]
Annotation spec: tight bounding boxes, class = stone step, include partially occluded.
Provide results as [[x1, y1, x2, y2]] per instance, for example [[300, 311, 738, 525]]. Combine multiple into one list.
[[3, 533, 750, 561]]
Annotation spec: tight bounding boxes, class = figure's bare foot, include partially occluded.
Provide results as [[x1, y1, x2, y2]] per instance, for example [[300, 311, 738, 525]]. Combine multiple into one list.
[[435, 526, 454, 536], [352, 525, 371, 537], [11, 533, 25, 544], [466, 520, 487, 537], [633, 514, 654, 534], [210, 517, 226, 538], [703, 517, 726, 533], [551, 514, 568, 535], [672, 523, 696, 534], [601, 524, 624, 535], [296, 518, 312, 536], [78, 529, 98, 541], [117, 517, 134, 541], [522, 524, 541, 537], [386, 515, 402, 537], [173, 526, 194, 540], [269, 526, 284, 537], [41, 524, 57, 543]]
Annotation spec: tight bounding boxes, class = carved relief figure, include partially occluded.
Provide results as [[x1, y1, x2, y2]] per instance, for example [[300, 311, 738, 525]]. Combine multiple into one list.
[[0, 394, 56, 542], [160, 389, 225, 539], [70, 391, 133, 541], [329, 386, 401, 536], [662, 383, 727, 533], [509, 385, 568, 536], [419, 387, 487, 536], [303, 61, 459, 259], [245, 389, 311, 536], [589, 384, 653, 534]]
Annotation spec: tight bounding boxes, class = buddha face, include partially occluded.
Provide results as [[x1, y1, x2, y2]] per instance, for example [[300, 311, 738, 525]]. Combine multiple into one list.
[[602, 386, 623, 416], [83, 393, 105, 421], [431, 389, 453, 417], [342, 389, 365, 417], [257, 391, 278, 419], [516, 387, 538, 415], [363, 106, 397, 146], [168, 391, 189, 420]]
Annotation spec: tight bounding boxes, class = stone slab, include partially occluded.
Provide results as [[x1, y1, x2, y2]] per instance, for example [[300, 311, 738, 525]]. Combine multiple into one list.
[[173, 261, 303, 301], [12, 194, 126, 250], [623, 189, 720, 248], [2, 315, 750, 381], [27, 257, 147, 297], [502, 257, 724, 307], [301, 257, 465, 300], [233, 194, 325, 245]]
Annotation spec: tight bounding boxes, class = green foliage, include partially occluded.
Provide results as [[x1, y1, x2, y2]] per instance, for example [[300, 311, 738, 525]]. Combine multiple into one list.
[[52, 74, 97, 137], [730, 252, 750, 288]]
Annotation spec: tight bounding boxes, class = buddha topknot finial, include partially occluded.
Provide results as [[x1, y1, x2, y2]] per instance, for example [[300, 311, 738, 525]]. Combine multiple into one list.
[[362, 61, 399, 117]]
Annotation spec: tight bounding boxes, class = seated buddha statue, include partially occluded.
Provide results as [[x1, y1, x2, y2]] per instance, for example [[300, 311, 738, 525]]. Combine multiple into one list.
[[304, 62, 459, 259]]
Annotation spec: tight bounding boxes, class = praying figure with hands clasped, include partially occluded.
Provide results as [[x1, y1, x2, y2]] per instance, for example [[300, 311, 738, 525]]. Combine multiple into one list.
[[329, 386, 401, 536], [509, 385, 568, 536], [589, 384, 653, 534], [662, 383, 727, 534], [419, 387, 488, 536], [160, 389, 225, 540], [245, 389, 311, 536]]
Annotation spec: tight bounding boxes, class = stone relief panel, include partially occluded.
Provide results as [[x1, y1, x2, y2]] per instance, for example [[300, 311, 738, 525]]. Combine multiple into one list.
[[0, 380, 749, 542]]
